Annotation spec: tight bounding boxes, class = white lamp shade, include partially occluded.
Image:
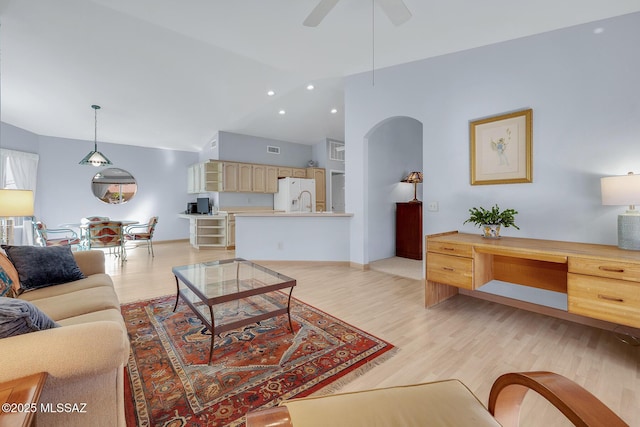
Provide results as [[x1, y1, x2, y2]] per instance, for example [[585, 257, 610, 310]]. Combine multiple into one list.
[[0, 189, 35, 217], [601, 174, 640, 206]]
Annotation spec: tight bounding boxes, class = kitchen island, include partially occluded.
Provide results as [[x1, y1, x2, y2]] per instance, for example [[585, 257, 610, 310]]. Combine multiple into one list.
[[235, 212, 353, 262]]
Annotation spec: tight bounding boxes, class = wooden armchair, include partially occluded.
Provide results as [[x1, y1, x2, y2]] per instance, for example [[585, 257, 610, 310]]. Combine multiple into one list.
[[245, 372, 627, 427]]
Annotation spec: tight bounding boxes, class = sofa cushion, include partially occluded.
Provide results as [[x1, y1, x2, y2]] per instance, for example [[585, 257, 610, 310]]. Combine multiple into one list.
[[282, 380, 502, 427], [23, 286, 121, 322], [18, 274, 114, 302], [56, 308, 126, 331], [2, 245, 85, 293], [0, 297, 59, 338], [0, 253, 19, 297]]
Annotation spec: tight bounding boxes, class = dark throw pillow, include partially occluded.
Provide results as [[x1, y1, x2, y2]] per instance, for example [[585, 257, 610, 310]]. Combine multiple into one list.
[[0, 297, 59, 338], [1, 245, 85, 293]]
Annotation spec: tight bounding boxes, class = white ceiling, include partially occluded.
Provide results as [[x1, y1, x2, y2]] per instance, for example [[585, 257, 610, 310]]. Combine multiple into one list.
[[1, 0, 639, 152]]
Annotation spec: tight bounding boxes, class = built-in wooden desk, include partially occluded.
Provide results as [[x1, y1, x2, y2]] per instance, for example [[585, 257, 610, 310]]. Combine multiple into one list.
[[426, 231, 640, 331]]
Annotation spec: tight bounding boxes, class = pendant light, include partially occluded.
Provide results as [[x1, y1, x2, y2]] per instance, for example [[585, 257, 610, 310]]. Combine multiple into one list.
[[79, 104, 112, 166]]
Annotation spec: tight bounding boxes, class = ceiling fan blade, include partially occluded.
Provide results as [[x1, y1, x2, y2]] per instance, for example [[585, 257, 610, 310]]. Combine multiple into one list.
[[377, 0, 412, 26], [303, 0, 340, 27]]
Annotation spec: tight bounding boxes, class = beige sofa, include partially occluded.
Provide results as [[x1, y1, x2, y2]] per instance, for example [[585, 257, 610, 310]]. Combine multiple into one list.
[[0, 250, 130, 427]]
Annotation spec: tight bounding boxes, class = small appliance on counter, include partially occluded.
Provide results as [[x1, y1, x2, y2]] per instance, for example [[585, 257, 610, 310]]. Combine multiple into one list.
[[196, 197, 210, 214], [274, 177, 316, 213], [185, 198, 211, 214]]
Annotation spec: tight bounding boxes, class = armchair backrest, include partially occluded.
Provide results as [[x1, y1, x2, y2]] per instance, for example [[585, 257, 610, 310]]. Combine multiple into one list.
[[81, 216, 109, 224], [147, 216, 158, 235], [87, 221, 123, 247]]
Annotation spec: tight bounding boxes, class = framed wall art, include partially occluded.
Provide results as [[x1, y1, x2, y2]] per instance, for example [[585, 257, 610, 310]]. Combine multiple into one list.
[[470, 108, 532, 185]]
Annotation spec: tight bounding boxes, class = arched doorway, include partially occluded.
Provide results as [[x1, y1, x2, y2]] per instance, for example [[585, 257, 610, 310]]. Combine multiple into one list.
[[365, 116, 423, 263]]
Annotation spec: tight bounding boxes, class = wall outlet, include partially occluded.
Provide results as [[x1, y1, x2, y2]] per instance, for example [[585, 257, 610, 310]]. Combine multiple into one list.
[[277, 241, 284, 250], [427, 201, 439, 212]]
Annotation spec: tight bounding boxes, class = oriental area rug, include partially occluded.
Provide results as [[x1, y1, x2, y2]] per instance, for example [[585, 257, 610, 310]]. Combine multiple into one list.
[[122, 294, 396, 427]]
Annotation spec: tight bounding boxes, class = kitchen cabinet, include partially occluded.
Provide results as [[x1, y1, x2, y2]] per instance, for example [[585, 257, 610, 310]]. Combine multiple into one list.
[[306, 168, 326, 212], [223, 162, 238, 192], [292, 168, 307, 178], [187, 161, 223, 193], [188, 161, 316, 194], [265, 166, 278, 193], [181, 214, 227, 249], [252, 165, 278, 194], [238, 163, 252, 192], [226, 213, 236, 249], [278, 167, 293, 178]]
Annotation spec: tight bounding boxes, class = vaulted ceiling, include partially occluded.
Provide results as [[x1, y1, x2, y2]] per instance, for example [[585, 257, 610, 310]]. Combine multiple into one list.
[[1, 0, 639, 151]]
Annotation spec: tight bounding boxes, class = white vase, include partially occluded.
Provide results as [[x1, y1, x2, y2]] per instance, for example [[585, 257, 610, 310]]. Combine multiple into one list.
[[482, 224, 501, 238]]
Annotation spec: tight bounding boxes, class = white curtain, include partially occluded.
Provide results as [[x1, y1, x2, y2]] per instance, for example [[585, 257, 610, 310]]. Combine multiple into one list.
[[1, 148, 39, 245]]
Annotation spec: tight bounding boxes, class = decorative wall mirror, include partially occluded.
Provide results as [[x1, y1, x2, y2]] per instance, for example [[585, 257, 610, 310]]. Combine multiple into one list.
[[91, 168, 137, 204]]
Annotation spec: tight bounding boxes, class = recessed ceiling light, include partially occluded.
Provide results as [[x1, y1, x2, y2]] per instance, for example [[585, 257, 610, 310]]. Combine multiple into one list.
[[330, 108, 338, 114], [278, 109, 286, 115], [306, 84, 315, 91], [267, 90, 276, 96], [593, 27, 604, 34]]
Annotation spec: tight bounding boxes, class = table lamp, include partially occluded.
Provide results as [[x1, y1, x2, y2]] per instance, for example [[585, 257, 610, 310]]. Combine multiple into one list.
[[601, 172, 640, 250], [402, 172, 423, 203], [0, 189, 34, 244]]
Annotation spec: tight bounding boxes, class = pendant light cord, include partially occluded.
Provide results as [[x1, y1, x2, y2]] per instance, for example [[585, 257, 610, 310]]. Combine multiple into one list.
[[372, 0, 375, 86], [92, 105, 100, 151]]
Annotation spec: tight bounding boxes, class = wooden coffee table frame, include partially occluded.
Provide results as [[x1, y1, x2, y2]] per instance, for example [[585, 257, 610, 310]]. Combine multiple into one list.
[[172, 258, 296, 364]]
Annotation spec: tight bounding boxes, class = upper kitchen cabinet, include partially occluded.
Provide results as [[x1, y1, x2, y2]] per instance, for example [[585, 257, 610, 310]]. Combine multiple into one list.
[[223, 162, 238, 192], [238, 163, 253, 192], [187, 161, 223, 193], [252, 164, 278, 193]]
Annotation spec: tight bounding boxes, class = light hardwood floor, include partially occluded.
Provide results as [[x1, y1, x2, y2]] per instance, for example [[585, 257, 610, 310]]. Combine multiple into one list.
[[110, 241, 639, 427]]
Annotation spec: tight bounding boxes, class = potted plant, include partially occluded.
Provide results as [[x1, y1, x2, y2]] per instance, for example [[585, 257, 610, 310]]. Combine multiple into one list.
[[463, 204, 519, 238]]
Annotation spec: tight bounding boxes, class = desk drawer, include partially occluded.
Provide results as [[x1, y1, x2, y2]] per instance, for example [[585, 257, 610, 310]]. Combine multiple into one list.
[[427, 241, 472, 258], [569, 257, 640, 283], [427, 253, 473, 289], [568, 273, 640, 328]]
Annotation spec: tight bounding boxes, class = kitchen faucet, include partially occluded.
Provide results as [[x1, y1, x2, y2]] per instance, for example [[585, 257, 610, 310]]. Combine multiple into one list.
[[297, 190, 313, 212]]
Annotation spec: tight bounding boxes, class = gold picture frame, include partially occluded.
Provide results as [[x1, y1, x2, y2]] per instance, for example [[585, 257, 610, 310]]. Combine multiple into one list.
[[470, 109, 532, 185]]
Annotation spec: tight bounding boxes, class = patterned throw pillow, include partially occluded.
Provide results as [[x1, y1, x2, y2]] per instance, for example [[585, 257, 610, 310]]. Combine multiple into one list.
[[0, 252, 19, 297], [1, 245, 85, 293], [0, 266, 15, 298], [0, 297, 59, 338]]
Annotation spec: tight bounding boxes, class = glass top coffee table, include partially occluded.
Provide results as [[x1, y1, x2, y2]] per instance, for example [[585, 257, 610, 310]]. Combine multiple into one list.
[[172, 258, 296, 364]]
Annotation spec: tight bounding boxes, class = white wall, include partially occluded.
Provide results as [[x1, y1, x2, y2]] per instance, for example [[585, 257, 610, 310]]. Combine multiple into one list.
[[2, 123, 198, 242], [346, 12, 640, 265]]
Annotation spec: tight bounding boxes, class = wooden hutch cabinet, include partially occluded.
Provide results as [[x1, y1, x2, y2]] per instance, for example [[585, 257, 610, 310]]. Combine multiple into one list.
[[396, 202, 423, 260]]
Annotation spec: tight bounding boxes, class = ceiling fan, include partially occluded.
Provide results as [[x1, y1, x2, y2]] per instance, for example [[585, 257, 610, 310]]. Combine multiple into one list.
[[303, 0, 412, 27]]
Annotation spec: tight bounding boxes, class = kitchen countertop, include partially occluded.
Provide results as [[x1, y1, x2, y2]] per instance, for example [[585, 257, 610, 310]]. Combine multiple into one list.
[[234, 212, 353, 217]]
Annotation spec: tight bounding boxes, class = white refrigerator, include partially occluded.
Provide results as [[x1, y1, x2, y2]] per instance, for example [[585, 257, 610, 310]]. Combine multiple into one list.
[[274, 177, 316, 212]]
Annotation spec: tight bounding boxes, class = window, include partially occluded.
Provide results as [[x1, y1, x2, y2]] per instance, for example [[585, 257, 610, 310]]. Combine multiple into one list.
[[329, 140, 345, 162]]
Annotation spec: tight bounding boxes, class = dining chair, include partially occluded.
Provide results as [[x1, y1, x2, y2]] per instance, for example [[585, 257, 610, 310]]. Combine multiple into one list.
[[124, 216, 158, 257], [33, 221, 82, 249], [84, 220, 126, 263]]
